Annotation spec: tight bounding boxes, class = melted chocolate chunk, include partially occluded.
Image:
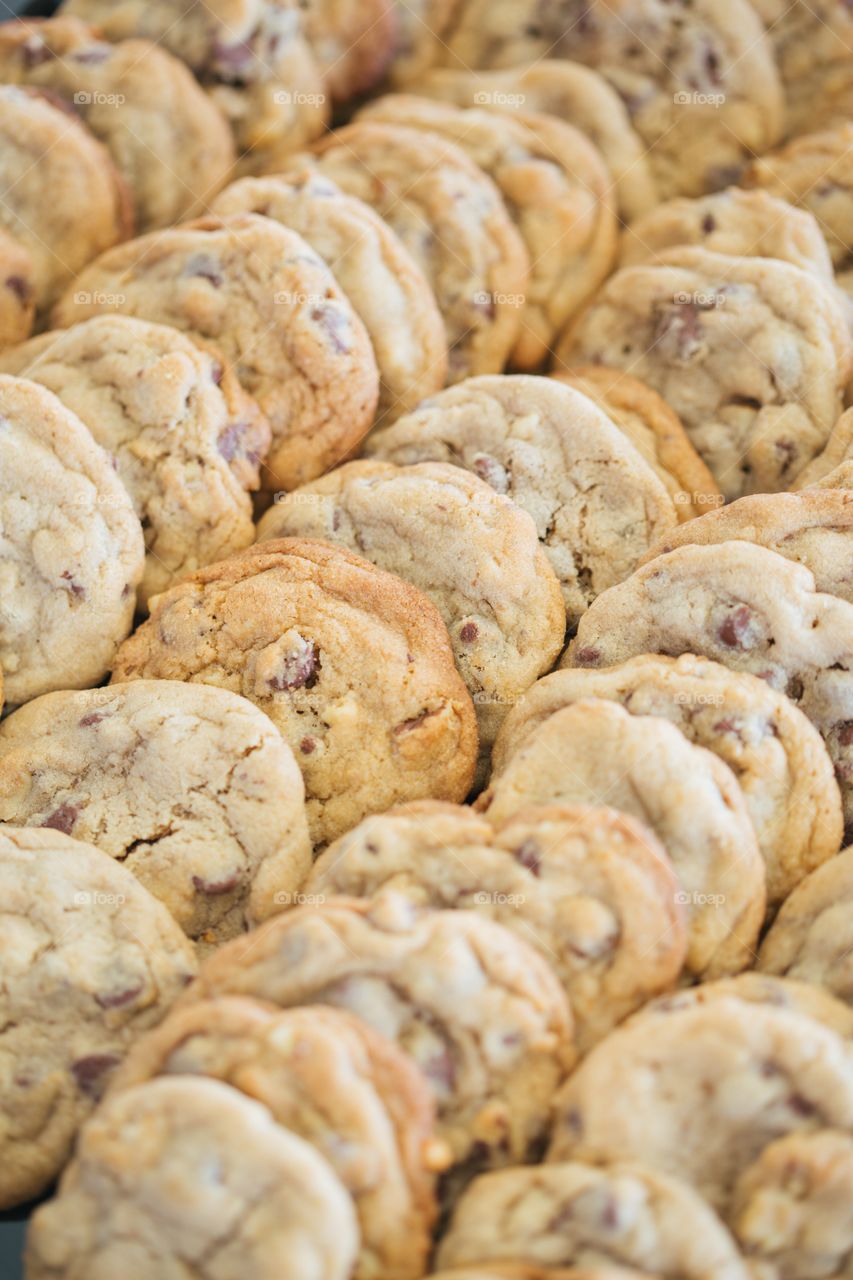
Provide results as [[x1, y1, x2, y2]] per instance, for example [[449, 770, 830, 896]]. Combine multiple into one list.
[[41, 803, 78, 835]]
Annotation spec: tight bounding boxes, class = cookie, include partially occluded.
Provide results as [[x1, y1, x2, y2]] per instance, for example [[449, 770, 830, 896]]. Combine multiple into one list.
[[750, 0, 853, 137], [430, 1271, 654, 1280], [0, 680, 311, 947], [566, 541, 853, 828], [548, 997, 853, 1213], [0, 374, 143, 707], [745, 125, 853, 269], [759, 845, 853, 1004], [211, 170, 448, 423], [110, 539, 477, 846], [365, 374, 677, 627], [807, 461, 853, 491], [436, 1161, 750, 1279], [795, 408, 853, 489], [0, 330, 57, 374], [730, 1130, 853, 1277], [620, 187, 835, 281], [303, 122, 529, 381], [181, 895, 575, 1169], [357, 94, 617, 368], [412, 61, 659, 222], [24, 1076, 358, 1280], [256, 460, 565, 755], [63, 0, 329, 169], [52, 214, 379, 492], [0, 825, 196, 1208], [110, 998, 444, 1280], [15, 315, 268, 605], [0, 17, 235, 231], [0, 227, 34, 349], [299, 0, 397, 100], [552, 366, 722, 522], [0, 85, 131, 316], [497, 654, 842, 905], [646, 490, 853, 607], [555, 248, 852, 499], [306, 800, 686, 1051], [388, 0, 460, 86], [435, 0, 783, 199], [478, 698, 766, 979]]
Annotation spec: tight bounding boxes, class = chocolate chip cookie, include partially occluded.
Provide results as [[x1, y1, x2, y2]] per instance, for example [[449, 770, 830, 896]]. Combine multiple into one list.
[[0, 228, 34, 349], [759, 845, 853, 1004], [110, 998, 444, 1280], [0, 825, 196, 1208], [306, 800, 686, 1051], [750, 0, 853, 137], [567, 541, 853, 828], [25, 1076, 358, 1280], [357, 94, 617, 368], [111, 539, 477, 846], [499, 654, 842, 905], [552, 366, 722, 522], [478, 698, 766, 979], [182, 895, 575, 1168], [0, 17, 235, 230], [549, 997, 853, 1212], [365, 374, 676, 627], [211, 170, 447, 423], [795, 408, 853, 489], [430, 1271, 655, 1280], [63, 0, 329, 169], [0, 680, 311, 947], [620, 187, 835, 281], [52, 214, 379, 492], [304, 122, 529, 381], [436, 0, 784, 199], [256, 460, 565, 755], [0, 330, 57, 374], [436, 1161, 750, 1279], [412, 61, 659, 221], [0, 374, 144, 707], [16, 315, 268, 604], [556, 248, 852, 499], [299, 0, 398, 100], [0, 85, 131, 315]]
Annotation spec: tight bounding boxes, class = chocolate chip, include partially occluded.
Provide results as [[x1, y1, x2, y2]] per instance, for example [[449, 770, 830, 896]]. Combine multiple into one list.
[[310, 304, 351, 355], [217, 423, 251, 462], [459, 621, 479, 643], [788, 1093, 817, 1116], [701, 213, 716, 234], [514, 840, 541, 876], [71, 1053, 120, 1097], [21, 36, 51, 67], [210, 37, 256, 83], [299, 736, 317, 754], [79, 712, 106, 727], [838, 723, 853, 747], [573, 646, 601, 666], [72, 45, 110, 64], [654, 299, 714, 362], [41, 803, 78, 835], [268, 636, 319, 691], [192, 872, 240, 896], [95, 982, 144, 1010], [422, 1046, 456, 1091], [471, 453, 509, 494], [717, 604, 754, 649], [5, 275, 31, 304], [394, 709, 436, 735], [184, 253, 223, 287], [60, 570, 85, 599]]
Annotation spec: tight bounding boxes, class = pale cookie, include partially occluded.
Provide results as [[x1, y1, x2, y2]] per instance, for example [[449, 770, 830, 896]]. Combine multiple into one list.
[[795, 408, 853, 489], [548, 997, 853, 1213], [745, 125, 853, 269], [0, 17, 235, 231], [388, 0, 461, 86], [182, 895, 575, 1168], [303, 123, 529, 381], [0, 331, 58, 375], [111, 539, 477, 847], [555, 247, 852, 500], [211, 170, 448, 423], [24, 1077, 358, 1280], [0, 681, 311, 947], [759, 846, 853, 1005], [566, 541, 853, 829], [0, 228, 34, 349], [307, 800, 686, 1051], [52, 214, 379, 492], [750, 0, 853, 137], [16, 315, 268, 605], [807, 461, 853, 491], [0, 826, 196, 1209], [365, 374, 677, 627], [436, 1161, 750, 1280], [630, 973, 853, 1041], [0, 85, 131, 315], [358, 94, 617, 368], [0, 374, 143, 707], [299, 0, 397, 100], [730, 1130, 853, 1278], [621, 187, 835, 281], [63, 0, 329, 169], [430, 1271, 655, 1280], [111, 999, 443, 1280], [647, 490, 853, 607], [497, 654, 842, 905], [412, 61, 659, 221], [436, 0, 783, 199], [552, 366, 722, 522], [478, 698, 766, 979], [256, 460, 565, 754]]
